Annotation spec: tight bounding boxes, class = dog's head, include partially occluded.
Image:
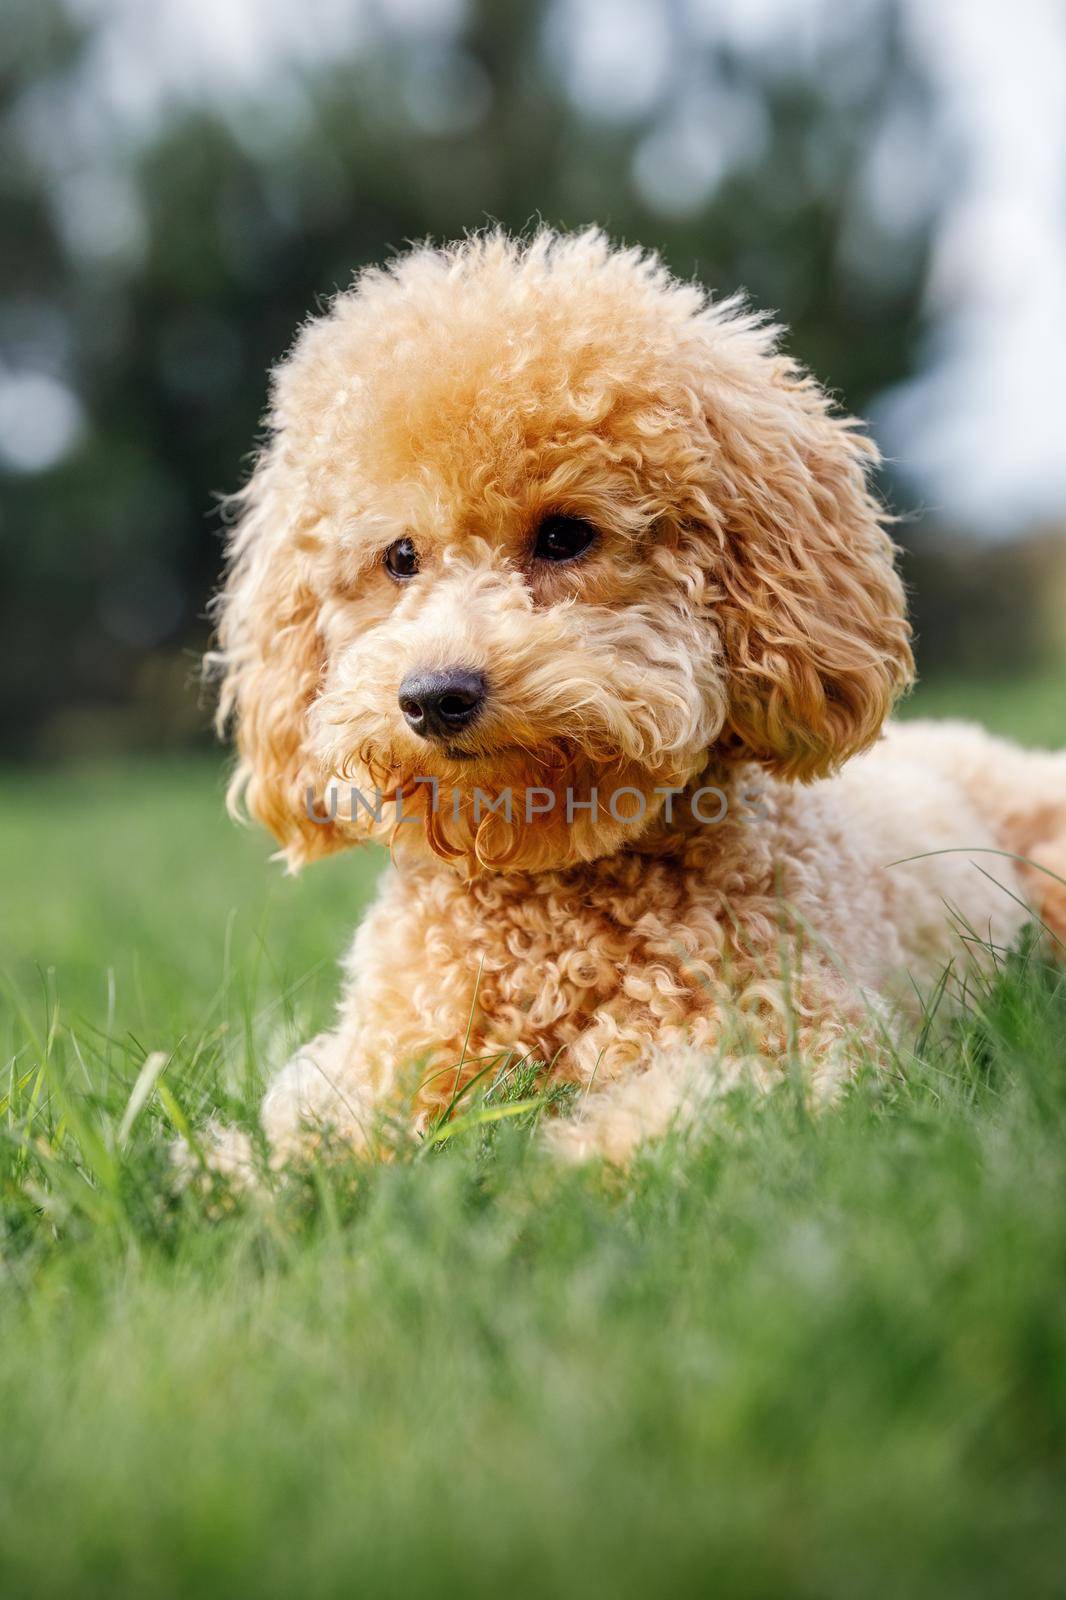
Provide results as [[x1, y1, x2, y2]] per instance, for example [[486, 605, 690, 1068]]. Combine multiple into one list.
[[214, 230, 912, 872]]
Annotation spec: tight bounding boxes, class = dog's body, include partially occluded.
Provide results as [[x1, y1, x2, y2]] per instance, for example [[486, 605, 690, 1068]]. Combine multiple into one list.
[[259, 721, 1065, 1163], [213, 231, 1066, 1167]]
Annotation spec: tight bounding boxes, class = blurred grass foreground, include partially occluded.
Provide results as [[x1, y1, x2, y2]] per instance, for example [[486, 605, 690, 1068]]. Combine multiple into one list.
[[2, 677, 1066, 1597]]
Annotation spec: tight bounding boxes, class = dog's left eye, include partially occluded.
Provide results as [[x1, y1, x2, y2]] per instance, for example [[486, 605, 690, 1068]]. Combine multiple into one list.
[[533, 514, 597, 565], [384, 537, 419, 581]]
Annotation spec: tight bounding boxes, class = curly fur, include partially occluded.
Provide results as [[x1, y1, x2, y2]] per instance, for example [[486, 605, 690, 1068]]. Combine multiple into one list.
[[211, 228, 1066, 1167]]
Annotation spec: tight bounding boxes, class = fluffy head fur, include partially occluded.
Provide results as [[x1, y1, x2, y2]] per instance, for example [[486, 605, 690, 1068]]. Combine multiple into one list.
[[214, 229, 913, 872]]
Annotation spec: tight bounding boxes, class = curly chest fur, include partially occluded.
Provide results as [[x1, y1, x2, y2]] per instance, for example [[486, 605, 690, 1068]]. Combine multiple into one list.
[[347, 802, 797, 1102]]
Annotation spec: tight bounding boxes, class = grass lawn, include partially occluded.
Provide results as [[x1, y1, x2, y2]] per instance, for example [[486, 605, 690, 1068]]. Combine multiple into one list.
[[897, 665, 1066, 749], [2, 672, 1064, 1598]]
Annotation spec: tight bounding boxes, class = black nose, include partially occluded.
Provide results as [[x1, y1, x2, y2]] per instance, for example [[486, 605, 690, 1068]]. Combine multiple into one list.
[[399, 668, 487, 741]]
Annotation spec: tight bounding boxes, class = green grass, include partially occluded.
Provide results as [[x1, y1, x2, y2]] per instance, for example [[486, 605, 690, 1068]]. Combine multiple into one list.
[[2, 674, 1065, 1598], [898, 665, 1066, 748]]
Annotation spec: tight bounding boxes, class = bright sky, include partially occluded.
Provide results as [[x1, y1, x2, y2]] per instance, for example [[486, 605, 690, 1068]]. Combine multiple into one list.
[[8, 0, 1066, 535], [875, 0, 1066, 532]]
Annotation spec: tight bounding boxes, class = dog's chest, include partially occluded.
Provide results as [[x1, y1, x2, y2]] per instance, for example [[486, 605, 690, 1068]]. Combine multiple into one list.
[[448, 835, 771, 1057]]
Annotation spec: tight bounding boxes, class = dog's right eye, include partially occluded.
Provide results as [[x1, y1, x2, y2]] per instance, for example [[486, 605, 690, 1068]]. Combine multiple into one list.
[[384, 537, 419, 581], [532, 514, 598, 565]]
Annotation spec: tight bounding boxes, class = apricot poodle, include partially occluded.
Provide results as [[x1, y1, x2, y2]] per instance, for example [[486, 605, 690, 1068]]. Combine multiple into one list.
[[210, 229, 1066, 1167]]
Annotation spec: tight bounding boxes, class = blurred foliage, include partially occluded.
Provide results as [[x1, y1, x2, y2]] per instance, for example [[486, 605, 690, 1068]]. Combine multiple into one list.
[[904, 530, 1066, 681], [0, 0, 1058, 756]]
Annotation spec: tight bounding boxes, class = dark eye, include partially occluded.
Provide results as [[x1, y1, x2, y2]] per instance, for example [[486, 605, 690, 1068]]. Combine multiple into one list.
[[532, 514, 597, 565], [384, 536, 419, 581]]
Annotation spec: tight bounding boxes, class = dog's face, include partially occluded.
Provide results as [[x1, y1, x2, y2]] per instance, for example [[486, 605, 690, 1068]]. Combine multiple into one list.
[[216, 231, 912, 872]]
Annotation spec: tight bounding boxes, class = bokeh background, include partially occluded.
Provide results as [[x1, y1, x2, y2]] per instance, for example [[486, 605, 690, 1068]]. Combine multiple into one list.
[[3, 0, 1065, 760]]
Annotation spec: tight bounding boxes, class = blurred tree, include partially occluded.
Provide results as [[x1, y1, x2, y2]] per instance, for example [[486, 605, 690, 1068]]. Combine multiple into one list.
[[1, 0, 951, 754]]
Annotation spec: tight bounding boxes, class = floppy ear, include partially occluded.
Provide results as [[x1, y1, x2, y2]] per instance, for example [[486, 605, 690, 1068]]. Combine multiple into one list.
[[700, 351, 913, 781], [212, 456, 344, 868]]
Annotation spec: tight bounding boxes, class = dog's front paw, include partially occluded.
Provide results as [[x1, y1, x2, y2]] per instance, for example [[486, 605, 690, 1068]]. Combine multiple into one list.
[[171, 1116, 260, 1200], [260, 1032, 377, 1167]]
